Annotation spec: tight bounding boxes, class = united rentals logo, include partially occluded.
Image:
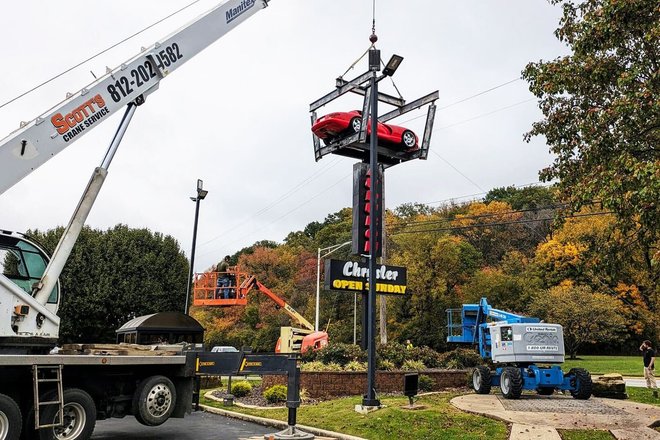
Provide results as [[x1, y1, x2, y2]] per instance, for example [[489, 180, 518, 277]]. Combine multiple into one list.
[[226, 0, 256, 24]]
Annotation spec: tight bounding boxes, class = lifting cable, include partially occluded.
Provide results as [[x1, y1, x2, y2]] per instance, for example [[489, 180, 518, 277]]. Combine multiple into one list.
[[0, 0, 202, 111], [338, 0, 403, 100]]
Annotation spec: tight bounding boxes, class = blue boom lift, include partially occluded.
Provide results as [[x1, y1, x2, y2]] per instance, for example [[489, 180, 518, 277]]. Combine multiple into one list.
[[447, 298, 592, 399]]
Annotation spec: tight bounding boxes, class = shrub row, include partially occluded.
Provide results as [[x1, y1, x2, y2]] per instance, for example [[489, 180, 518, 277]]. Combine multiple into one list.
[[300, 342, 482, 370]]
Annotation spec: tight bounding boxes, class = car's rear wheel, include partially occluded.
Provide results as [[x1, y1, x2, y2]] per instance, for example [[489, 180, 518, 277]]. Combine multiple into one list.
[[350, 117, 362, 134], [401, 130, 416, 149]]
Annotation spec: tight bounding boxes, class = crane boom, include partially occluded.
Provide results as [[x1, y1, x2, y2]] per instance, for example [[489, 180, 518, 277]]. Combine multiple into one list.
[[0, 0, 269, 195]]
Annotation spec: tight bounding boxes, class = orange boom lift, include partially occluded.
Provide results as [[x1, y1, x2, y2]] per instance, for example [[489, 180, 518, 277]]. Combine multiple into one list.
[[193, 267, 328, 353]]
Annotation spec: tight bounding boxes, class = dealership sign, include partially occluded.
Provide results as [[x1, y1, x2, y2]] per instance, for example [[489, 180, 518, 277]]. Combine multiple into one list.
[[324, 259, 408, 295]]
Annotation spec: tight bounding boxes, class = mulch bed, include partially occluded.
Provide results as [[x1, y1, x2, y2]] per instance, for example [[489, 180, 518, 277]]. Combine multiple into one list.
[[211, 384, 321, 407]]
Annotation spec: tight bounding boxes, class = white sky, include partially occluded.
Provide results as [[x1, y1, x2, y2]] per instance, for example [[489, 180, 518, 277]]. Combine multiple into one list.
[[0, 0, 567, 273]]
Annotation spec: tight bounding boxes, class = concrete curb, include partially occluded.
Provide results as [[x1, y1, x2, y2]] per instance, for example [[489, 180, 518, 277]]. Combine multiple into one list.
[[199, 404, 367, 440]]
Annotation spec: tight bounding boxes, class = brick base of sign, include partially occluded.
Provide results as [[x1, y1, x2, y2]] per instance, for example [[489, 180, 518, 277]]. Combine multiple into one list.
[[262, 370, 469, 399]]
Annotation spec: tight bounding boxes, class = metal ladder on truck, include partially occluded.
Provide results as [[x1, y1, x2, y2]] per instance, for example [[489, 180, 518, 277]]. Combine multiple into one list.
[[32, 365, 64, 428]]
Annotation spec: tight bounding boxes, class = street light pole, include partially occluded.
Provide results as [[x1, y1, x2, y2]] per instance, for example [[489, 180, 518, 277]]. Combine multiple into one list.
[[315, 240, 351, 331], [184, 179, 208, 315]]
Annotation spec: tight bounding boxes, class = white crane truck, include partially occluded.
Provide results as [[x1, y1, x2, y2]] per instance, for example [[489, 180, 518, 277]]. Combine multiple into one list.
[[0, 2, 315, 440]]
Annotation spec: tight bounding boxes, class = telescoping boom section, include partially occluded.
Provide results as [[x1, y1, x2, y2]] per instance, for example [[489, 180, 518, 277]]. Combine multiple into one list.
[[0, 0, 270, 196]]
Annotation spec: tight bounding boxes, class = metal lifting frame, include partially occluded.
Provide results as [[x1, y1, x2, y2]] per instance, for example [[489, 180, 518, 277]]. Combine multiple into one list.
[[309, 71, 438, 168]]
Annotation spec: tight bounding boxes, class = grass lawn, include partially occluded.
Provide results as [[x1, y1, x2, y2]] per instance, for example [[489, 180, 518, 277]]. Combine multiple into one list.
[[559, 356, 642, 376], [200, 362, 658, 440], [202, 391, 509, 440]]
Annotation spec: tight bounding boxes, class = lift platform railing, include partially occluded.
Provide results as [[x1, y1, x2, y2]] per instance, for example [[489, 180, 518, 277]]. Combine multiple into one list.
[[192, 267, 248, 306]]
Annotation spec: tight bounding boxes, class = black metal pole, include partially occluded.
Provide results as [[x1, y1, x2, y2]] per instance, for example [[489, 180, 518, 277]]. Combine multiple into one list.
[[363, 50, 380, 407], [184, 197, 201, 315]]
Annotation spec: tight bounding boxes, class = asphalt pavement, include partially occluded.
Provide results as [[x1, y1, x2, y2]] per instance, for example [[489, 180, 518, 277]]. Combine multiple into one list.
[[91, 411, 275, 440]]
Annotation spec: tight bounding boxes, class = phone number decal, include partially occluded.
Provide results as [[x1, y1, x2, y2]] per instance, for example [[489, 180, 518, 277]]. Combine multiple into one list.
[[106, 43, 184, 103]]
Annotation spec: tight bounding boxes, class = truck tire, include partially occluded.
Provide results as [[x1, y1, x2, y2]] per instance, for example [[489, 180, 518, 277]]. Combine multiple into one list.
[[569, 368, 592, 400], [38, 388, 96, 440], [500, 367, 523, 399], [0, 393, 22, 440], [472, 366, 492, 394], [132, 375, 176, 427]]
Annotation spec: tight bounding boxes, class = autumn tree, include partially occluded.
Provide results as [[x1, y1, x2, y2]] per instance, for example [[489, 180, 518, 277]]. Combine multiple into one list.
[[453, 201, 526, 265], [523, 0, 659, 277], [528, 283, 626, 358]]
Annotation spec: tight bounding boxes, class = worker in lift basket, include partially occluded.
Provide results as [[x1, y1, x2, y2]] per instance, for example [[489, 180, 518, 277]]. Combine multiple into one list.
[[215, 256, 231, 299], [640, 340, 658, 398]]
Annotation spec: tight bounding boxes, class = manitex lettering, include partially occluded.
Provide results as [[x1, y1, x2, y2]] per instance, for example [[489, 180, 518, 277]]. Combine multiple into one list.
[[226, 0, 256, 23]]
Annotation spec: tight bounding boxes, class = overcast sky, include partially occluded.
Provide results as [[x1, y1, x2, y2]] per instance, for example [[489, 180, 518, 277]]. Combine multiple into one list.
[[0, 0, 567, 273]]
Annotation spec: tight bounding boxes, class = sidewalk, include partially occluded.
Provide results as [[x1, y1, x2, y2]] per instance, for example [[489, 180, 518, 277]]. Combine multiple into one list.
[[452, 394, 660, 440]]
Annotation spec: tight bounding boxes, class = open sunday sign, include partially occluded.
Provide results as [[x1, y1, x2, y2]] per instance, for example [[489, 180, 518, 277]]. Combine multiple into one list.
[[324, 259, 409, 295]]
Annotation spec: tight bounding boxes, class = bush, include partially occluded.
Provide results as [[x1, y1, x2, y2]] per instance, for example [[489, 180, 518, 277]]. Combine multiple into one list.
[[343, 361, 367, 371], [418, 374, 436, 392], [230, 380, 252, 397], [402, 360, 427, 371], [315, 343, 366, 366], [300, 361, 326, 372], [438, 348, 482, 369], [377, 342, 409, 368], [408, 346, 443, 368], [377, 359, 396, 371], [323, 362, 343, 371], [263, 385, 287, 404]]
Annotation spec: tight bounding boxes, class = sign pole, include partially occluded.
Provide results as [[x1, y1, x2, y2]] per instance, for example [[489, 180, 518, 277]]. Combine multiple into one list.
[[363, 48, 381, 408]]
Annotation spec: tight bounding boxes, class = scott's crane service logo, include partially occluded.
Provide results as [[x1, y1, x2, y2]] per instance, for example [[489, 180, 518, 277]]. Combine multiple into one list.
[[51, 94, 110, 143], [226, 0, 256, 24]]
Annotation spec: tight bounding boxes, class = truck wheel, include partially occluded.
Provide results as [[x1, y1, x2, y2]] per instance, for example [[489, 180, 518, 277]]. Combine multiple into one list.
[[472, 366, 492, 394], [569, 368, 592, 400], [132, 375, 176, 426], [38, 388, 96, 440], [500, 367, 523, 399], [0, 393, 22, 440], [537, 387, 554, 396]]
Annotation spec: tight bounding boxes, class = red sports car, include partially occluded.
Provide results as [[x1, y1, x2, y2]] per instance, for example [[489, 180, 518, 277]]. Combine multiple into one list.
[[312, 110, 418, 151]]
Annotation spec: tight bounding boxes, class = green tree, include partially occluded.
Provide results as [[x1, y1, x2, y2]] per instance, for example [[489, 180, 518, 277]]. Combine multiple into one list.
[[484, 185, 556, 210], [523, 0, 659, 274], [29, 225, 188, 342], [528, 283, 626, 358]]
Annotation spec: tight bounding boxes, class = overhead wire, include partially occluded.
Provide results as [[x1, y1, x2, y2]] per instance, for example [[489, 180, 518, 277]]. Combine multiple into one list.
[[197, 171, 353, 257], [389, 211, 614, 235], [198, 157, 343, 248], [0, 0, 203, 110]]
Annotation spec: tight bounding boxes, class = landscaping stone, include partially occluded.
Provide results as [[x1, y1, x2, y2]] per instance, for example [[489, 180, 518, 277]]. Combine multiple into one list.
[[592, 373, 628, 399]]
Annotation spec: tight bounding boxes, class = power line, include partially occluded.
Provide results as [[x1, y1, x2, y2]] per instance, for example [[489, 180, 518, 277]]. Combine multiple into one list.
[[398, 77, 522, 125], [198, 157, 343, 248], [416, 181, 554, 206], [388, 203, 570, 228], [431, 151, 485, 192], [0, 0, 202, 110], [197, 171, 353, 258], [389, 211, 613, 235]]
